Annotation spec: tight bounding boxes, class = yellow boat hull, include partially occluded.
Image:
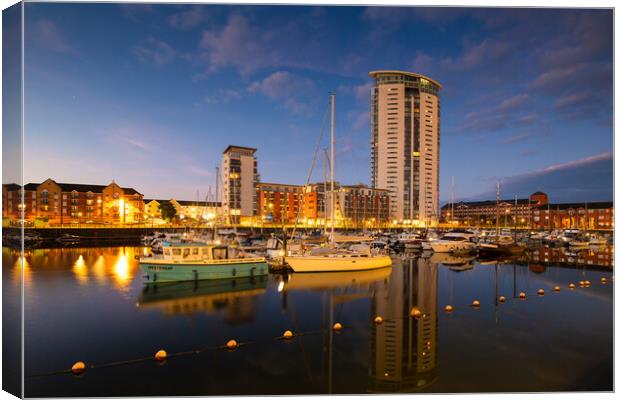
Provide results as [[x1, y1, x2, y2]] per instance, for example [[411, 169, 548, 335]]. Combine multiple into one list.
[[285, 254, 392, 272]]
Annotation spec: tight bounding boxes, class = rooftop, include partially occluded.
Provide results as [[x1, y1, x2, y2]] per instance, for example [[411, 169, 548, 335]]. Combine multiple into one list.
[[369, 70, 442, 89], [223, 145, 257, 154]]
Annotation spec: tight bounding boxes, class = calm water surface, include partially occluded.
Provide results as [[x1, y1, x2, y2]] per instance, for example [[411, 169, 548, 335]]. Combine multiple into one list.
[[4, 245, 613, 396]]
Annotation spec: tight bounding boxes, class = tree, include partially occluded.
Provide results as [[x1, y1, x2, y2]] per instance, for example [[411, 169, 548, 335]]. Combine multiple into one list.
[[159, 201, 177, 222]]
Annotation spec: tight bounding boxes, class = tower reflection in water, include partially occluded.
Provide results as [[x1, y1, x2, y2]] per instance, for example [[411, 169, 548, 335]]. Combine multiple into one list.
[[370, 255, 438, 393]]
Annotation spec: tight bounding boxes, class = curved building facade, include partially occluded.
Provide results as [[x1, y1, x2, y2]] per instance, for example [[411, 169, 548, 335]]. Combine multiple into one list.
[[369, 71, 441, 225]]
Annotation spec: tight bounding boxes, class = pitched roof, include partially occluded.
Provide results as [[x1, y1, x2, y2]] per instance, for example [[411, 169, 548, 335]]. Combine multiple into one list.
[[3, 183, 21, 191], [174, 200, 221, 207], [543, 201, 613, 210], [11, 181, 142, 195]]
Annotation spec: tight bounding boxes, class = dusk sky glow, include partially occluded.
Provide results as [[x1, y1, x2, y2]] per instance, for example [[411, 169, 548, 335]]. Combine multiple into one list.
[[18, 3, 613, 203]]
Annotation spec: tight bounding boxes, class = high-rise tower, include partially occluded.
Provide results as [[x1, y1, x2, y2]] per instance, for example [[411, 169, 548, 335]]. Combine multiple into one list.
[[221, 145, 258, 225], [369, 70, 441, 225]]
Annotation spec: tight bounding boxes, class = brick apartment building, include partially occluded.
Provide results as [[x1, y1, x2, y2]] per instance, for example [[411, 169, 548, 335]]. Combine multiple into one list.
[[2, 179, 144, 225]]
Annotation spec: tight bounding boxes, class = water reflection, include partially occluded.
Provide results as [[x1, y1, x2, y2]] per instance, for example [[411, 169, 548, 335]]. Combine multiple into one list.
[[3, 246, 142, 293], [13, 255, 31, 287], [528, 245, 614, 268], [370, 256, 438, 393], [2, 245, 612, 396], [281, 267, 392, 291], [72, 255, 87, 284], [137, 276, 267, 324]]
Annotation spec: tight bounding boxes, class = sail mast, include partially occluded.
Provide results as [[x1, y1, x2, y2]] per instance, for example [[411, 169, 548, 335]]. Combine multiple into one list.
[[496, 181, 500, 237], [323, 147, 328, 236], [330, 93, 335, 243]]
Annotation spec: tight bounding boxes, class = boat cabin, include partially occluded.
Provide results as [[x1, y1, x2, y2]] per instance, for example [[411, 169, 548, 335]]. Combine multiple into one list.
[[161, 242, 231, 261]]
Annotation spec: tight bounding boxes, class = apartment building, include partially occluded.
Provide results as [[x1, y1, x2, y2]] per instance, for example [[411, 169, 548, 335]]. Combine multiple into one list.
[[370, 70, 442, 225]]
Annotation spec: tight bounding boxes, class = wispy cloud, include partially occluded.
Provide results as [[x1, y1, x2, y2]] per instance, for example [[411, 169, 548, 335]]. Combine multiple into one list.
[[134, 37, 176, 66], [247, 71, 316, 114], [203, 89, 242, 105], [199, 14, 280, 76], [28, 19, 73, 53], [476, 152, 613, 202], [169, 5, 208, 30]]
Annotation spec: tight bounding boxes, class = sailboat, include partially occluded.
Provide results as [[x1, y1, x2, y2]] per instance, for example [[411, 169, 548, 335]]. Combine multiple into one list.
[[285, 94, 392, 273], [477, 182, 525, 257]]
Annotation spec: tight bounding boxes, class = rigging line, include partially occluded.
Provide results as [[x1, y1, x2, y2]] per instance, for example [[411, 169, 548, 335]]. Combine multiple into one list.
[[291, 100, 331, 238]]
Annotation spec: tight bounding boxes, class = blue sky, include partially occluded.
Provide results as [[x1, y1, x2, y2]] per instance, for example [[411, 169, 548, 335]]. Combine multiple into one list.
[[19, 4, 613, 203]]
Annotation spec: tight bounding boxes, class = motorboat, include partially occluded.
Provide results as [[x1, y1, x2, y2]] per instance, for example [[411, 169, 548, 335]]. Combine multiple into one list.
[[56, 234, 81, 244], [430, 232, 477, 253], [588, 233, 608, 246], [139, 241, 268, 283], [477, 235, 525, 257]]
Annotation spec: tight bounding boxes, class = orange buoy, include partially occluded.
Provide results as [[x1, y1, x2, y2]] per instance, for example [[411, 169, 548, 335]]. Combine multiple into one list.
[[71, 361, 86, 375], [553, 286, 561, 292], [226, 339, 238, 350], [332, 322, 343, 332], [499, 296, 506, 303], [154, 349, 167, 362], [519, 292, 526, 299], [471, 300, 480, 308], [584, 280, 591, 287], [537, 289, 545, 296], [410, 308, 422, 319], [282, 330, 293, 340], [568, 283, 576, 289], [373, 316, 384, 325], [444, 305, 454, 313], [578, 281, 585, 287]]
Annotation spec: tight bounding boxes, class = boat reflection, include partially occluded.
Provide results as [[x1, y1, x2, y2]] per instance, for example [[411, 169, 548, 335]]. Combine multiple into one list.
[[369, 256, 438, 393], [137, 276, 267, 324], [429, 252, 475, 270], [280, 266, 392, 291]]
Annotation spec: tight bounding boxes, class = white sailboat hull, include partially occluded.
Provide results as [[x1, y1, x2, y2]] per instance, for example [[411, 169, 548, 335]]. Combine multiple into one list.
[[430, 241, 476, 253], [285, 254, 392, 272]]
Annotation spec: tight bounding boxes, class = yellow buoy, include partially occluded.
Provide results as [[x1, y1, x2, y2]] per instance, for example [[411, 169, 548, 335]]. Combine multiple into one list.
[[226, 339, 238, 350], [410, 308, 422, 319], [282, 330, 293, 340], [471, 300, 480, 308], [537, 289, 545, 296], [553, 286, 561, 292], [499, 296, 506, 303], [332, 322, 343, 332], [601, 277, 607, 284], [154, 349, 167, 361], [444, 305, 454, 313], [519, 292, 526, 299], [568, 283, 576, 289], [71, 361, 86, 375], [373, 316, 384, 325]]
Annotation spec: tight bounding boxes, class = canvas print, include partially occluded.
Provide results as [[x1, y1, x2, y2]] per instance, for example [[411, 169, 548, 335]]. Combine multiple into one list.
[[2, 2, 614, 397]]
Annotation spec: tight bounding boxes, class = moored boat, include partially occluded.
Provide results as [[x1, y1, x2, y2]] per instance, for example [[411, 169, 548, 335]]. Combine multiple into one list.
[[139, 241, 268, 283], [430, 232, 476, 253]]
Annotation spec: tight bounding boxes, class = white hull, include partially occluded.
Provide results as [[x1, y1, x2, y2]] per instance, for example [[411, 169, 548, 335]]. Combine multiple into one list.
[[286, 254, 392, 272], [430, 241, 476, 253]]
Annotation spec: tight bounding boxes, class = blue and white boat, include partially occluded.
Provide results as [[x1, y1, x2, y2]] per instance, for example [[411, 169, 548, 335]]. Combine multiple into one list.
[[139, 241, 268, 283]]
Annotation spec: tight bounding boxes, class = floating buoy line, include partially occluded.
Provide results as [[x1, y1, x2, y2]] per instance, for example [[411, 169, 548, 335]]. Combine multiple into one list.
[[27, 274, 611, 379]]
